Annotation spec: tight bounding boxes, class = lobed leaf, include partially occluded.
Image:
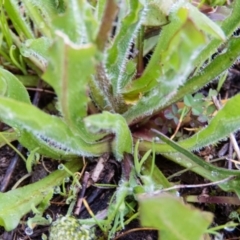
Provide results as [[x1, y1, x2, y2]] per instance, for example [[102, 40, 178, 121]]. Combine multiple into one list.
[[0, 159, 82, 231], [139, 193, 213, 240], [0, 97, 109, 159], [85, 111, 132, 160]]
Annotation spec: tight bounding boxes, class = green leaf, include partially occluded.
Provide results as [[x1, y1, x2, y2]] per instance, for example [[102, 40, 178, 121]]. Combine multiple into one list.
[[139, 94, 240, 154], [95, 0, 107, 22], [155, 131, 240, 197], [184, 2, 226, 40], [85, 111, 132, 160], [20, 37, 52, 71], [23, 0, 65, 21], [0, 131, 19, 148], [21, 0, 58, 38], [0, 68, 30, 103], [15, 75, 39, 87], [139, 194, 213, 240], [51, 0, 98, 44], [193, 0, 240, 69], [161, 37, 240, 111], [180, 94, 240, 151], [183, 94, 193, 107], [143, 0, 170, 26], [0, 5, 13, 48], [42, 31, 103, 142], [106, 0, 146, 94], [0, 159, 81, 231], [142, 158, 173, 191], [3, 0, 34, 39], [124, 15, 206, 124], [0, 97, 109, 159], [123, 4, 206, 97]]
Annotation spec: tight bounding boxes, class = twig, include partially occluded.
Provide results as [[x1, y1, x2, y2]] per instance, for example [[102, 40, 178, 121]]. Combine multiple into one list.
[[91, 153, 109, 183], [95, 0, 118, 51], [152, 175, 235, 195], [26, 87, 55, 95], [0, 145, 22, 192], [74, 171, 90, 216], [113, 227, 157, 240]]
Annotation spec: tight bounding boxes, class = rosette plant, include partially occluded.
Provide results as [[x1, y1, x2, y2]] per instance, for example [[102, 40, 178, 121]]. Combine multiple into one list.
[[1, 0, 240, 239]]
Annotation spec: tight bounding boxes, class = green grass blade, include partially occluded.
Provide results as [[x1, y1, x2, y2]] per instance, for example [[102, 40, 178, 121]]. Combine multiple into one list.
[[3, 0, 34, 39], [155, 130, 240, 197]]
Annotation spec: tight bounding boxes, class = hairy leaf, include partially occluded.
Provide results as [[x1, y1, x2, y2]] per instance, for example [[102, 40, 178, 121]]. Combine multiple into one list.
[[123, 3, 210, 96], [139, 94, 240, 154], [95, 0, 107, 22], [161, 37, 240, 110], [143, 0, 171, 26], [193, 0, 240, 69], [139, 194, 213, 240], [20, 37, 51, 71], [21, 0, 60, 37], [106, 0, 146, 94], [42, 31, 104, 142], [0, 97, 109, 159], [85, 111, 132, 160], [180, 95, 240, 150], [142, 157, 173, 191], [0, 159, 81, 231], [181, 2, 226, 40], [124, 12, 206, 124]]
